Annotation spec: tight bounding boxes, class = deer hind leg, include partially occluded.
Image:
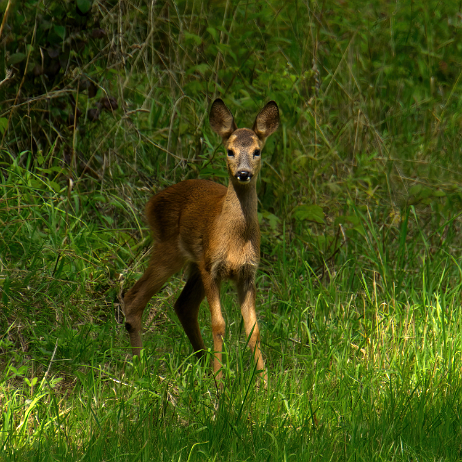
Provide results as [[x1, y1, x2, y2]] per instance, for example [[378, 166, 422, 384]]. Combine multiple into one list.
[[174, 264, 206, 357], [237, 279, 267, 383], [124, 245, 185, 356]]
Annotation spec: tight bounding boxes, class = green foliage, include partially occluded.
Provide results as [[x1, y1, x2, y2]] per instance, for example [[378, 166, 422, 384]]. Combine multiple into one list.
[[2, 0, 462, 460]]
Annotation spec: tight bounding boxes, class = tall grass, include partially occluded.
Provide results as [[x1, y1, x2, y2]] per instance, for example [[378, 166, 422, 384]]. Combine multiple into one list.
[[2, 0, 462, 460]]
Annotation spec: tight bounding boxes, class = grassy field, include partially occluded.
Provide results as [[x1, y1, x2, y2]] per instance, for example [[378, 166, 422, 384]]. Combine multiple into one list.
[[2, 0, 462, 460]]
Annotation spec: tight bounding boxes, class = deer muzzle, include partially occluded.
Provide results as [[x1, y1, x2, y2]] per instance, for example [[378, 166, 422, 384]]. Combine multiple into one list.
[[235, 170, 253, 182]]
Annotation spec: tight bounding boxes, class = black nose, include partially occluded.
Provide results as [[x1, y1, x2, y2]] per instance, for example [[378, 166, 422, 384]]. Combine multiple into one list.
[[236, 171, 253, 182]]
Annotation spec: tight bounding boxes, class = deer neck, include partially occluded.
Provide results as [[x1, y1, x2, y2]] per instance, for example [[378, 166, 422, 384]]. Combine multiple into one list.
[[222, 180, 259, 233]]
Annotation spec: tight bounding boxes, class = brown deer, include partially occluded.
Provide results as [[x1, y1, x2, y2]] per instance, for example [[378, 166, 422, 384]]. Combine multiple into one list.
[[123, 98, 279, 383]]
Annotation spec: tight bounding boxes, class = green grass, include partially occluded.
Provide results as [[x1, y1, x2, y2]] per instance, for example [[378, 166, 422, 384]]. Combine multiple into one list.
[[2, 155, 462, 461], [2, 0, 462, 460]]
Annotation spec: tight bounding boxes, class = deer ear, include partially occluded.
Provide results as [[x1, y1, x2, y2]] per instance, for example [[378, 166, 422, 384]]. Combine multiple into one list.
[[210, 99, 237, 140], [252, 101, 279, 141]]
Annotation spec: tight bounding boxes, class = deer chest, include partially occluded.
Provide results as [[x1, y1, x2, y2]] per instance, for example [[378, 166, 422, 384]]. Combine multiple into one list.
[[210, 238, 259, 280]]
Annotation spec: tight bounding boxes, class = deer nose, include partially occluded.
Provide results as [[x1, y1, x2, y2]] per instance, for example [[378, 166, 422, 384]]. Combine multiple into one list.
[[236, 170, 253, 182]]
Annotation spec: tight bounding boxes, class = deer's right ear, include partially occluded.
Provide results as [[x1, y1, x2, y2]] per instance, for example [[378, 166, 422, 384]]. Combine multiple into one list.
[[210, 99, 237, 141]]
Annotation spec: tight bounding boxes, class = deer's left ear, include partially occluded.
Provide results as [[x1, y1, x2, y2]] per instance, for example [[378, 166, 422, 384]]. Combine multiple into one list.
[[210, 99, 238, 141], [252, 101, 279, 141]]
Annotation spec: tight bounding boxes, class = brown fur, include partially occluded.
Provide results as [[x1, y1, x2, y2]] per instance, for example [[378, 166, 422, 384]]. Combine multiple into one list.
[[123, 99, 279, 384]]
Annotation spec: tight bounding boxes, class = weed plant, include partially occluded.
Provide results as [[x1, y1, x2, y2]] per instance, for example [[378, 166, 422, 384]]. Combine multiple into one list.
[[2, 0, 462, 460]]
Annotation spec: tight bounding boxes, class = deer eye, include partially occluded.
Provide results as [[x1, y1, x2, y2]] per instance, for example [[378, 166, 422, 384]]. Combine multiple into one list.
[[227, 149, 234, 157], [253, 149, 261, 157]]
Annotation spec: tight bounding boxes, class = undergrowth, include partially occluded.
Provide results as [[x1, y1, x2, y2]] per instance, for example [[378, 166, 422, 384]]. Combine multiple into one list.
[[2, 0, 462, 460]]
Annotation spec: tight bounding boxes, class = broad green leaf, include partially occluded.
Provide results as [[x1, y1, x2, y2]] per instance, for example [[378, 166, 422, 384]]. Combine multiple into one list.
[[335, 215, 360, 227], [409, 184, 422, 196], [206, 27, 218, 41], [186, 63, 209, 75], [259, 211, 280, 231], [77, 0, 92, 14], [184, 32, 202, 45], [0, 117, 8, 135], [54, 25, 66, 39], [8, 53, 26, 64], [293, 204, 325, 224], [48, 181, 62, 193]]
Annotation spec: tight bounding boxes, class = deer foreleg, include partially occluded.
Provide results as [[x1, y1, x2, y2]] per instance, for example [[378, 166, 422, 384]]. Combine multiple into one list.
[[237, 280, 267, 383]]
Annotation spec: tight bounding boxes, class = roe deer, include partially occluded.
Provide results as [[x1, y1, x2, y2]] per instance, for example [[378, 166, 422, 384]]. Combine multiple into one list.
[[123, 98, 279, 383]]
